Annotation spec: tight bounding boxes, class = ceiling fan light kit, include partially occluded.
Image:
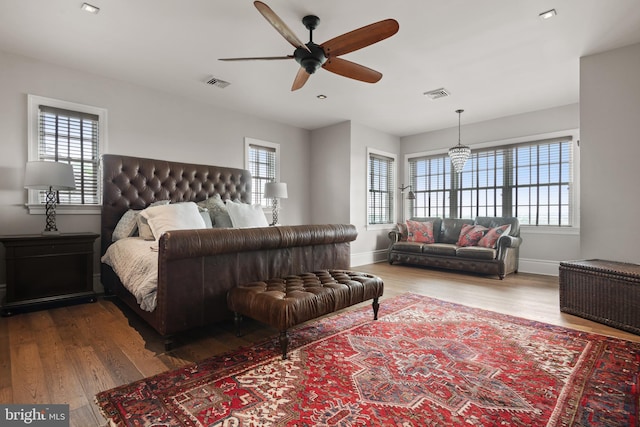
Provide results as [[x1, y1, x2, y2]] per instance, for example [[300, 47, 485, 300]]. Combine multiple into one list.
[[219, 1, 399, 91]]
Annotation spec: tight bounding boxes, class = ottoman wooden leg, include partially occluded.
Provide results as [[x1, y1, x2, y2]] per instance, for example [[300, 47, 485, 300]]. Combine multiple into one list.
[[372, 297, 380, 320], [279, 330, 289, 360], [234, 312, 243, 337]]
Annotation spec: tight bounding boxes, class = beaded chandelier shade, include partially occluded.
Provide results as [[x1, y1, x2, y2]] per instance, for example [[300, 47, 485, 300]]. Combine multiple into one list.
[[448, 109, 471, 174]]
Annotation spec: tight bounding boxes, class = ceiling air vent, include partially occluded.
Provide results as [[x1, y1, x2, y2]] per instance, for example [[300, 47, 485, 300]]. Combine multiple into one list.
[[423, 88, 450, 100], [205, 76, 231, 89]]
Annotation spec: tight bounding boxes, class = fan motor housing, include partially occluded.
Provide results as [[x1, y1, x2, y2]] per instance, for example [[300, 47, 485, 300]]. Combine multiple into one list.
[[294, 43, 326, 74]]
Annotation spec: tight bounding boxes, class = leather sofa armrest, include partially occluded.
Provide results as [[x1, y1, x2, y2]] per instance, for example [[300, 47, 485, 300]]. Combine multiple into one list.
[[496, 234, 522, 261], [388, 230, 403, 243], [497, 235, 521, 249]]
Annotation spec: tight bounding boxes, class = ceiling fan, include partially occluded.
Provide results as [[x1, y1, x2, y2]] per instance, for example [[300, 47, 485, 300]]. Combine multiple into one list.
[[219, 1, 399, 91]]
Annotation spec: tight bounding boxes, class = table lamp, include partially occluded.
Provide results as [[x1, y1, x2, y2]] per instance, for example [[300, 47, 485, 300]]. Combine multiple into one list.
[[24, 161, 76, 234], [264, 182, 288, 226]]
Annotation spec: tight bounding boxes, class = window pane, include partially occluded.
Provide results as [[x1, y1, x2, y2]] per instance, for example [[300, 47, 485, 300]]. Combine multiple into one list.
[[409, 137, 573, 226], [368, 153, 394, 224], [38, 107, 100, 205], [248, 144, 276, 206]]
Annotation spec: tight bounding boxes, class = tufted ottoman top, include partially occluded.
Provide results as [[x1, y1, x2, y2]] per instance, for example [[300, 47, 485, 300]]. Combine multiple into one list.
[[227, 270, 384, 331]]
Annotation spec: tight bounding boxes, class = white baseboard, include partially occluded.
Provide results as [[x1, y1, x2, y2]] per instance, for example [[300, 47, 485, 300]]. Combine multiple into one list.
[[93, 274, 103, 293], [351, 249, 388, 267], [518, 258, 560, 276]]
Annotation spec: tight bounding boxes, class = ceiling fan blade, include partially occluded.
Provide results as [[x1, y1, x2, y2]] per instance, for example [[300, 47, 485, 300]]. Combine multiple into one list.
[[291, 67, 310, 91], [321, 19, 399, 57], [254, 1, 311, 53], [219, 56, 293, 61], [322, 57, 382, 83]]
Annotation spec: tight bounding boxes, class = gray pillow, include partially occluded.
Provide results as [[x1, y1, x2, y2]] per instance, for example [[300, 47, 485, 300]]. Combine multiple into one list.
[[198, 194, 233, 227], [112, 209, 138, 241]]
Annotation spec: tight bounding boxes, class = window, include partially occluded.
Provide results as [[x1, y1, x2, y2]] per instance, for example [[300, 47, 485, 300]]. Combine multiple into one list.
[[27, 95, 106, 213], [244, 138, 280, 207], [367, 149, 396, 226], [409, 136, 576, 226]]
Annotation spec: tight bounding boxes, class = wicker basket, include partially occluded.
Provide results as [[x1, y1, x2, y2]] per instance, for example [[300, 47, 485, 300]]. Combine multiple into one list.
[[559, 259, 640, 334]]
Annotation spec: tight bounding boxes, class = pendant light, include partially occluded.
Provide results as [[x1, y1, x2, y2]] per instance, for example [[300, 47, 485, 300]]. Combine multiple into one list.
[[448, 109, 471, 173]]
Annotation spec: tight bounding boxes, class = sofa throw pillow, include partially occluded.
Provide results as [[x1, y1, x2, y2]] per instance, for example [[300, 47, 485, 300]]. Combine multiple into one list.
[[477, 224, 511, 248], [406, 220, 435, 243], [139, 201, 206, 240], [457, 224, 488, 247], [226, 201, 270, 228]]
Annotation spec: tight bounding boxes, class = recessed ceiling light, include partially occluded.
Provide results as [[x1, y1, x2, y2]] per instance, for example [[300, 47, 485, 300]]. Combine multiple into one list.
[[539, 9, 557, 20], [81, 3, 100, 14], [317, 94, 327, 99]]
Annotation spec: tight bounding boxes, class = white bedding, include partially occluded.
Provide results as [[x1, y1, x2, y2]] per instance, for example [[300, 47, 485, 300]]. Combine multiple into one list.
[[101, 237, 159, 312]]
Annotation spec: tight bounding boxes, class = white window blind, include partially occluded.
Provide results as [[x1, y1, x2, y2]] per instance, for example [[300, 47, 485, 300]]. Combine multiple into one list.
[[37, 105, 100, 205], [247, 143, 277, 206], [409, 136, 574, 226], [368, 152, 395, 225]]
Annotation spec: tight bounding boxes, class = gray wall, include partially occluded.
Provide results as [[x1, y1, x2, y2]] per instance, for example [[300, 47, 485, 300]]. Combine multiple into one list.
[[308, 121, 401, 265], [309, 121, 351, 225], [580, 42, 640, 264]]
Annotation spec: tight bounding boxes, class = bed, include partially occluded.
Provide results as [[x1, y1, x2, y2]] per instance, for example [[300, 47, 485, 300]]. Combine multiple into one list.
[[100, 154, 357, 348]]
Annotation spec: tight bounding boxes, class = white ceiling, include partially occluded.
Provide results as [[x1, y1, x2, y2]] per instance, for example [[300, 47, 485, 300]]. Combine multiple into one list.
[[1, 1, 640, 137]]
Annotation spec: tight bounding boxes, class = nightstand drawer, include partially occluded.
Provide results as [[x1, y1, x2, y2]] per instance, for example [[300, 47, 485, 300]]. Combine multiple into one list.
[[10, 242, 92, 258]]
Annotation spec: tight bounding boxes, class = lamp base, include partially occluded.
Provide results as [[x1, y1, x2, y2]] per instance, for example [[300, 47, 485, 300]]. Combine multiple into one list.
[[270, 198, 280, 226]]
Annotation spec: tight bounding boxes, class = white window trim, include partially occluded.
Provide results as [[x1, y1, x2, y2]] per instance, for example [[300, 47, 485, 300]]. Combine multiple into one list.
[[403, 129, 580, 233], [244, 137, 281, 209], [366, 147, 397, 231], [26, 94, 108, 215]]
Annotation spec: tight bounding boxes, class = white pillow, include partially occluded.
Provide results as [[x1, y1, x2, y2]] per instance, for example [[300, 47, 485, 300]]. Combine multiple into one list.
[[113, 200, 170, 241], [136, 200, 171, 240], [226, 202, 269, 228], [139, 202, 206, 240], [200, 210, 213, 228]]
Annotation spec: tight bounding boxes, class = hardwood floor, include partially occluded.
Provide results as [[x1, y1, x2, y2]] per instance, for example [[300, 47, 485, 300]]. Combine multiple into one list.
[[1, 263, 639, 426]]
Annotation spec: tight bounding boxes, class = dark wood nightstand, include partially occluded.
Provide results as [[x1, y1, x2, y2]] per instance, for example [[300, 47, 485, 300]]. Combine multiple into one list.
[[0, 232, 99, 316]]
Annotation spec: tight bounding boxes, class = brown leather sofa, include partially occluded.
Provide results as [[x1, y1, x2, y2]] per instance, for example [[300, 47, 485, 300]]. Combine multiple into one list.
[[388, 216, 521, 279]]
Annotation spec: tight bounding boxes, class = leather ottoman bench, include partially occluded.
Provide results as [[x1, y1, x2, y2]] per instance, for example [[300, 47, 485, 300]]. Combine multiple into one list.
[[227, 270, 384, 359]]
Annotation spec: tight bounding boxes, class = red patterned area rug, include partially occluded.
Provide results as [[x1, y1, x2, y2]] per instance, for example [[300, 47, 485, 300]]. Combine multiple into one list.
[[95, 293, 640, 426]]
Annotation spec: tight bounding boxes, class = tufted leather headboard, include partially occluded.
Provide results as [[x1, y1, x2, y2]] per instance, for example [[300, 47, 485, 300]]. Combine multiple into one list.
[[101, 154, 252, 256]]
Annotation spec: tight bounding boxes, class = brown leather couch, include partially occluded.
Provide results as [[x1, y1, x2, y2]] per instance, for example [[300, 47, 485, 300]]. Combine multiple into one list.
[[388, 216, 521, 279]]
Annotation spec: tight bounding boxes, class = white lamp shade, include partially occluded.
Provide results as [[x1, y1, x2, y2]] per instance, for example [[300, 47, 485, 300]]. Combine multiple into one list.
[[24, 161, 76, 190], [264, 182, 288, 199]]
